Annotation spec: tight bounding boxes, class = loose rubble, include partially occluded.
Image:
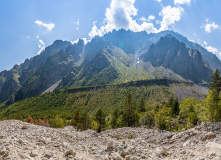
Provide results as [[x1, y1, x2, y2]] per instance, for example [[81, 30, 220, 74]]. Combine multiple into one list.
[[1, 120, 221, 159]]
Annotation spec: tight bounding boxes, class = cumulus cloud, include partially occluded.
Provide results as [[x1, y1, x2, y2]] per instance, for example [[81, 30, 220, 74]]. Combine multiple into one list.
[[159, 6, 184, 31], [35, 20, 55, 31], [155, 0, 162, 2], [37, 39, 45, 55], [140, 15, 155, 22], [202, 22, 219, 33], [174, 0, 191, 5], [88, 0, 159, 38], [204, 41, 221, 60], [148, 15, 156, 22], [140, 17, 147, 22], [88, 0, 185, 38], [206, 45, 218, 54]]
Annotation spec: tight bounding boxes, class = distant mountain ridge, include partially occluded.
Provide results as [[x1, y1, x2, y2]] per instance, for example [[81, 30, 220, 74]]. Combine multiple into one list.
[[141, 34, 213, 83], [0, 30, 218, 103]]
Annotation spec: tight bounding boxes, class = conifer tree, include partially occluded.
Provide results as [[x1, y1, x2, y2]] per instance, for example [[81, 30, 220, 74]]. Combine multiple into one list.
[[205, 89, 218, 122], [95, 108, 106, 133], [123, 92, 136, 127], [172, 98, 179, 116], [210, 69, 221, 96], [138, 97, 146, 112], [80, 112, 89, 130], [72, 110, 80, 129], [43, 116, 50, 127], [111, 108, 119, 129]]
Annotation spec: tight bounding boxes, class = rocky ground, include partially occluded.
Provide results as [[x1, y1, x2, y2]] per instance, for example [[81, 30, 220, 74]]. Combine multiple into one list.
[[0, 120, 221, 159]]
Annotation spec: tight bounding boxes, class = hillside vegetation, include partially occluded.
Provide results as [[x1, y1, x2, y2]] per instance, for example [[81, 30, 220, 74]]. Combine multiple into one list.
[[0, 79, 174, 119]]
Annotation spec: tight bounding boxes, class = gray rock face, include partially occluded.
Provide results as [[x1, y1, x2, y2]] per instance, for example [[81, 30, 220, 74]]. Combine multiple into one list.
[[1, 120, 221, 159], [141, 34, 213, 83], [0, 74, 20, 102]]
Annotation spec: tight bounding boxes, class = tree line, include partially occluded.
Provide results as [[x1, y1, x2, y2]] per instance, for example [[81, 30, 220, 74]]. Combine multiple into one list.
[[6, 69, 221, 132]]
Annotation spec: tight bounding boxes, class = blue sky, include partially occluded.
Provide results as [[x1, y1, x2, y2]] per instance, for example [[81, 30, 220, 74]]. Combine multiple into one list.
[[0, 0, 221, 71]]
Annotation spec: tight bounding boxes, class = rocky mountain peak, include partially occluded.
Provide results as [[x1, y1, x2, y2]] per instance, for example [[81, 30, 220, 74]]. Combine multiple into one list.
[[141, 35, 213, 83]]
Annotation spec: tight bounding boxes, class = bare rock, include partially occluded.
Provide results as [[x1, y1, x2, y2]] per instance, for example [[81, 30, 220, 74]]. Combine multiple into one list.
[[202, 132, 216, 141], [21, 125, 28, 130], [65, 150, 76, 157]]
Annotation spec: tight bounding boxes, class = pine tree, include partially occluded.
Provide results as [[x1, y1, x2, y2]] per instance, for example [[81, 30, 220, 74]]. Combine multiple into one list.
[[72, 110, 80, 129], [95, 108, 106, 133], [138, 97, 146, 112], [80, 112, 89, 130], [16, 113, 23, 121], [43, 116, 50, 127], [111, 108, 119, 129], [172, 98, 179, 116], [123, 92, 136, 127], [210, 69, 221, 96], [205, 89, 218, 122]]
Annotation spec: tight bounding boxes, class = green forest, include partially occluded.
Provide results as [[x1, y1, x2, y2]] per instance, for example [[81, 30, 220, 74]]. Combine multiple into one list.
[[0, 70, 220, 132]]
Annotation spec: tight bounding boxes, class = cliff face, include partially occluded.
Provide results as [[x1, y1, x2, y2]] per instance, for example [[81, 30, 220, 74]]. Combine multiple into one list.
[[0, 75, 20, 102], [141, 35, 213, 83]]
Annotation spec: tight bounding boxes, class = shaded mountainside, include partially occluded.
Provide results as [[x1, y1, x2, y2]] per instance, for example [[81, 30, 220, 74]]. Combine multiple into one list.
[[153, 30, 221, 71], [0, 79, 208, 119], [0, 30, 218, 104], [141, 34, 213, 83], [0, 40, 72, 103]]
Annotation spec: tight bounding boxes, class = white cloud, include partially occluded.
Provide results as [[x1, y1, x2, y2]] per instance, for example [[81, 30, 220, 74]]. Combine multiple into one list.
[[203, 41, 208, 46], [204, 41, 221, 60], [36, 35, 39, 39], [37, 39, 45, 55], [203, 22, 219, 33], [155, 0, 162, 2], [74, 19, 80, 30], [140, 15, 155, 22], [88, 0, 185, 38], [35, 20, 55, 31], [71, 38, 90, 45], [140, 17, 147, 22], [206, 46, 218, 54], [75, 19, 80, 25], [174, 0, 191, 5], [159, 6, 184, 31], [147, 15, 156, 22], [88, 0, 158, 38]]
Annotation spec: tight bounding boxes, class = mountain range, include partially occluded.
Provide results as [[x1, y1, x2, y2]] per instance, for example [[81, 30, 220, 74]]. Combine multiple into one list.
[[0, 30, 218, 104]]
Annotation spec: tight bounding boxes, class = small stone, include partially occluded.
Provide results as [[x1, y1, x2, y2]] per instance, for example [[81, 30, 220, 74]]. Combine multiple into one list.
[[21, 125, 28, 130], [65, 150, 76, 157], [121, 151, 130, 157], [44, 154, 51, 159], [202, 132, 216, 141], [108, 141, 114, 148], [30, 151, 37, 157]]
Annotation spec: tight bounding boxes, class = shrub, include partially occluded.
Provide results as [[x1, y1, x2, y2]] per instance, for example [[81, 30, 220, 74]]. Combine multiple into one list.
[[37, 118, 44, 126], [26, 115, 34, 124], [51, 115, 65, 128], [127, 134, 135, 139]]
